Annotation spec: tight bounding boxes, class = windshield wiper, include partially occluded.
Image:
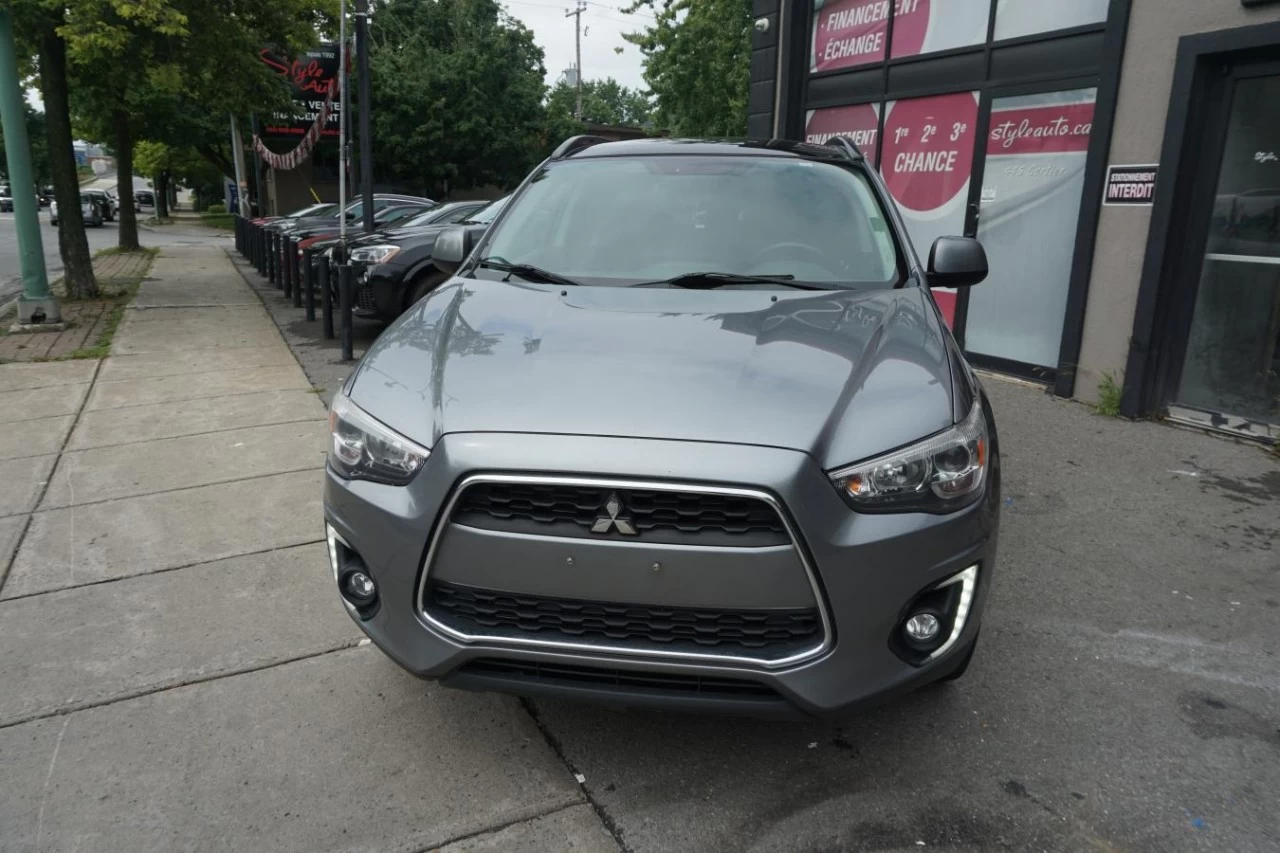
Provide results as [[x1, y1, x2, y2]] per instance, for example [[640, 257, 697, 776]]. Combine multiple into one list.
[[635, 272, 823, 290], [474, 258, 582, 287]]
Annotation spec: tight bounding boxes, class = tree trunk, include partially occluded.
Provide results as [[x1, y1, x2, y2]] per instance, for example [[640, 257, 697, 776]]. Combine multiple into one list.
[[155, 170, 170, 219], [113, 111, 140, 250], [37, 17, 97, 299]]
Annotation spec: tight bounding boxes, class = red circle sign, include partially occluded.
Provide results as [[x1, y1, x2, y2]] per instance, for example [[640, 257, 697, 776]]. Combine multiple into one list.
[[881, 92, 977, 212]]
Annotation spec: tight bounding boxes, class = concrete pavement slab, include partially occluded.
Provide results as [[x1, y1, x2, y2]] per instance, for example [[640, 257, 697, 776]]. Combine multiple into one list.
[[0, 648, 584, 853], [97, 345, 299, 381], [111, 317, 287, 355], [0, 383, 90, 425], [0, 515, 24, 572], [0, 455, 56, 518], [2, 469, 323, 598], [131, 282, 258, 308], [0, 359, 97, 393], [437, 804, 620, 852], [0, 414, 73, 460], [86, 365, 309, 410], [68, 389, 324, 450], [123, 304, 274, 324], [0, 543, 357, 727], [42, 421, 325, 509]]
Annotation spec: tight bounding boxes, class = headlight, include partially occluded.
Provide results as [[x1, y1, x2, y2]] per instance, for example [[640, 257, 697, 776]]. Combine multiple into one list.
[[829, 400, 988, 513], [349, 245, 400, 264], [327, 392, 429, 485]]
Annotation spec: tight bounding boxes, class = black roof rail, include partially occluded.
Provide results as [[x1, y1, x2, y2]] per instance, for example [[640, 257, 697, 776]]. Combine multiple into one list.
[[824, 136, 866, 163], [550, 135, 612, 160]]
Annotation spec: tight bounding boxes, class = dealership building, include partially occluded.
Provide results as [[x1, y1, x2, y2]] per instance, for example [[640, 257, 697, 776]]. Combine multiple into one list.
[[748, 0, 1280, 441]]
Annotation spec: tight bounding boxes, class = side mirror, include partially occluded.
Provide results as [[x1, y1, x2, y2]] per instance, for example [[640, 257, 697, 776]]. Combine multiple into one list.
[[927, 236, 988, 288], [434, 225, 476, 275]]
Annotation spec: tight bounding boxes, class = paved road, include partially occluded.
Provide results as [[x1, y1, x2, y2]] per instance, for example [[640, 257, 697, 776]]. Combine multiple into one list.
[[0, 245, 1276, 851], [247, 248, 1280, 853], [0, 212, 224, 305]]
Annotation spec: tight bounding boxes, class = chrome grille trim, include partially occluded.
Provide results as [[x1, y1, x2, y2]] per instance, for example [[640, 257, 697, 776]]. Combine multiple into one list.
[[416, 473, 834, 669]]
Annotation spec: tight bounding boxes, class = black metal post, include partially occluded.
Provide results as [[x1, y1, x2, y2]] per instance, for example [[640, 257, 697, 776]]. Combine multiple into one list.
[[356, 0, 374, 234], [303, 249, 316, 320], [319, 255, 333, 339], [234, 216, 242, 253], [256, 226, 265, 276], [277, 237, 287, 291], [293, 244, 304, 308], [283, 238, 294, 299], [339, 262, 353, 361], [268, 232, 277, 284]]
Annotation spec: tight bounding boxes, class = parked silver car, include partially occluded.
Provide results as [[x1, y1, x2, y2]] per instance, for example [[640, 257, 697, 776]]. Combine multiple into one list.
[[324, 137, 1000, 717], [50, 195, 104, 227]]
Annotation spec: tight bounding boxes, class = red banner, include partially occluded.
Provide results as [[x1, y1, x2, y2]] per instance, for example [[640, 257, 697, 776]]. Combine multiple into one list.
[[805, 103, 880, 162], [987, 102, 1095, 155], [812, 0, 928, 72]]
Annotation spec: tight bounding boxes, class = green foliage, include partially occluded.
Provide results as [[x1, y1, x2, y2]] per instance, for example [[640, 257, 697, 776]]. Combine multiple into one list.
[[200, 212, 235, 230], [368, 0, 550, 195], [205, 203, 226, 214], [545, 77, 652, 127], [1095, 371, 1123, 417], [623, 0, 751, 137]]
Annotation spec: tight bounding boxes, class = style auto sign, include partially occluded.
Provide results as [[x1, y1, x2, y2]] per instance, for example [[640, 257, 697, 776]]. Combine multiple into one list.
[[259, 43, 342, 138]]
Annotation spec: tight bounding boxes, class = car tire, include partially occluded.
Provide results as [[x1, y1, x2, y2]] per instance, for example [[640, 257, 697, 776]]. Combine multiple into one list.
[[407, 269, 447, 310]]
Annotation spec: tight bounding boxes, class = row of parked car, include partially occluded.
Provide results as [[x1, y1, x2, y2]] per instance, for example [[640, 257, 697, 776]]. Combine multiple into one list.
[[255, 193, 506, 323]]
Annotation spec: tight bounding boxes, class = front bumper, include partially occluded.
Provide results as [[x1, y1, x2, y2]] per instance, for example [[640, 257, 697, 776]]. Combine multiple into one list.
[[324, 432, 999, 717]]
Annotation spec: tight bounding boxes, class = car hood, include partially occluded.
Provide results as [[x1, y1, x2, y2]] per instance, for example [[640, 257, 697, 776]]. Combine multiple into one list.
[[349, 279, 956, 469]]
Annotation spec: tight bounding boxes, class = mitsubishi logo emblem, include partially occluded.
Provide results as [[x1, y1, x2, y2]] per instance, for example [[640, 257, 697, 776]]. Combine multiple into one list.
[[591, 492, 637, 535]]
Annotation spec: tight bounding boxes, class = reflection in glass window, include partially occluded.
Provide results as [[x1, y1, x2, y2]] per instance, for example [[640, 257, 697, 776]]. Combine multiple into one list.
[[993, 0, 1107, 41], [890, 0, 991, 59]]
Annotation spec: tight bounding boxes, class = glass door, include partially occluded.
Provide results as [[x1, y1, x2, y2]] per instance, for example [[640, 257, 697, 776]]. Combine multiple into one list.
[[961, 86, 1097, 373], [1173, 69, 1280, 430]]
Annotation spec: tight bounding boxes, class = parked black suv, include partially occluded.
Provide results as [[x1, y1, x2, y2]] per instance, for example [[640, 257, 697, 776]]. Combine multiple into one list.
[[348, 197, 506, 321]]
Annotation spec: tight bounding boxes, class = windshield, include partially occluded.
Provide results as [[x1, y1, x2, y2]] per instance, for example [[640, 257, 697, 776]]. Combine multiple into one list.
[[403, 202, 482, 228], [476, 157, 900, 287], [289, 203, 334, 218], [462, 197, 507, 225]]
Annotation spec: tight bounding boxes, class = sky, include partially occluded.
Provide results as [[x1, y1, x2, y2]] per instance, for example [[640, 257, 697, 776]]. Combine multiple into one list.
[[500, 0, 651, 91]]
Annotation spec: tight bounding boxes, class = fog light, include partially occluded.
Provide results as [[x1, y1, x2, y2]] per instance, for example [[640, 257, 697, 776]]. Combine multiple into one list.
[[904, 612, 941, 643], [345, 570, 377, 604]]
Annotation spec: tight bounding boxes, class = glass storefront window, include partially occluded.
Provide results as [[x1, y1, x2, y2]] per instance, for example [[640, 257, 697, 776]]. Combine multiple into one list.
[[880, 91, 979, 326], [964, 88, 1096, 369], [805, 103, 880, 165], [992, 0, 1107, 41], [1175, 73, 1280, 426], [811, 0, 894, 72], [891, 0, 991, 59]]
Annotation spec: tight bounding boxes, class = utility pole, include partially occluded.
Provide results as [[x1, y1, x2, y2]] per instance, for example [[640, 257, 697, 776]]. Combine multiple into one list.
[[0, 8, 58, 327], [355, 0, 373, 233], [229, 114, 249, 217], [565, 1, 585, 120], [338, 0, 348, 252]]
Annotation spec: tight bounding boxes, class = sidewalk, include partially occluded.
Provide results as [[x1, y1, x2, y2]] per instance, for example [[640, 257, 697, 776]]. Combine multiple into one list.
[[0, 245, 617, 852]]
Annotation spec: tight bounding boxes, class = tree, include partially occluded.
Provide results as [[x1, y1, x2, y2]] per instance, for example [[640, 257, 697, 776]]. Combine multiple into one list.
[[545, 77, 652, 128], [134, 140, 221, 217], [15, 4, 99, 298], [63, 0, 328, 248], [0, 103, 50, 188], [368, 0, 549, 196], [623, 0, 750, 137]]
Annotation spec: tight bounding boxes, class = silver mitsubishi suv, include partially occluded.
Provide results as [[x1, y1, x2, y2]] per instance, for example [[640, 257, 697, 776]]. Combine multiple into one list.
[[324, 136, 1000, 718]]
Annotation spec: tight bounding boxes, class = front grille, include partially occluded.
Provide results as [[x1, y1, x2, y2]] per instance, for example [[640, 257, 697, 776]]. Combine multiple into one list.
[[451, 658, 781, 700], [452, 482, 789, 547], [426, 582, 820, 660], [356, 283, 377, 312]]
